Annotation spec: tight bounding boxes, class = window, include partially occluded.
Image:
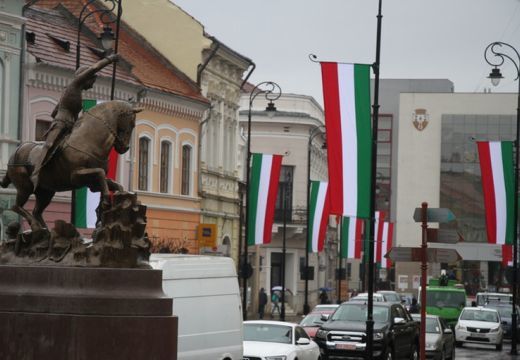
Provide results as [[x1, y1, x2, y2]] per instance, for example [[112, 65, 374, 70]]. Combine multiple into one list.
[[274, 166, 294, 222], [160, 141, 171, 193], [138, 137, 150, 191], [181, 144, 192, 195], [35, 119, 51, 141]]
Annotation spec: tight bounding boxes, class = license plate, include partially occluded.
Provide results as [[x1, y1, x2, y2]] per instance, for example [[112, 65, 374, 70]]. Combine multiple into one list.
[[471, 332, 486, 337], [336, 343, 356, 350]]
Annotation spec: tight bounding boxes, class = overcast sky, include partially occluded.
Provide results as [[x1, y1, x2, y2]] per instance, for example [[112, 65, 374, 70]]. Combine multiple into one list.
[[173, 0, 520, 106]]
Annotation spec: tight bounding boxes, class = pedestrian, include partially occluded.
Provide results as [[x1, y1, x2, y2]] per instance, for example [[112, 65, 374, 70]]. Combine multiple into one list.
[[319, 290, 329, 304], [409, 297, 419, 314], [258, 288, 267, 319], [271, 291, 281, 316]]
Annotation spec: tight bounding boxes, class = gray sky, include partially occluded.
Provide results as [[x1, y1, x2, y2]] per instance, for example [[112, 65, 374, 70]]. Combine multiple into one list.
[[173, 0, 520, 106]]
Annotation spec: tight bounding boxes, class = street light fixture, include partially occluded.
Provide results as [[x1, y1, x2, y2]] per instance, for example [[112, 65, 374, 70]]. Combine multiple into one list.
[[99, 26, 115, 53], [304, 125, 326, 315], [484, 41, 520, 355], [242, 81, 282, 320]]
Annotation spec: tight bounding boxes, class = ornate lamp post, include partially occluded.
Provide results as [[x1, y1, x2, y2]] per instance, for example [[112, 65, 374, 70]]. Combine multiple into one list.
[[72, 0, 122, 225], [484, 41, 520, 355], [242, 81, 282, 320], [304, 125, 326, 315]]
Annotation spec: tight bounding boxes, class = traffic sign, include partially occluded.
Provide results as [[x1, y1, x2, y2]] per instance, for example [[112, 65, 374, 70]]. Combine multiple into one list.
[[426, 228, 463, 244], [413, 208, 456, 223], [385, 247, 462, 263]]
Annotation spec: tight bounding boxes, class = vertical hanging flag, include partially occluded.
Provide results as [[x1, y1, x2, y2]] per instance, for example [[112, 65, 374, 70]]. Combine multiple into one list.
[[477, 141, 514, 245], [374, 211, 387, 263], [320, 62, 372, 217], [308, 181, 330, 253], [74, 99, 119, 228], [502, 244, 513, 267], [247, 153, 283, 246], [341, 216, 364, 259], [380, 222, 394, 269]]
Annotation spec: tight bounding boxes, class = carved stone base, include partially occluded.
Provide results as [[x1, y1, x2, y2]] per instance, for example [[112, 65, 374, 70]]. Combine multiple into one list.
[[0, 265, 177, 360]]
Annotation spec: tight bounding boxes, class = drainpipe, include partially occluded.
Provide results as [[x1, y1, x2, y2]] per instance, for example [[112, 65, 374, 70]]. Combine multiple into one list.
[[197, 42, 220, 87], [240, 62, 256, 90], [197, 106, 212, 197]]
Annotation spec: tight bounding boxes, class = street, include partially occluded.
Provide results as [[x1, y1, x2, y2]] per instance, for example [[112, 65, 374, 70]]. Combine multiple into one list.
[[456, 341, 520, 360]]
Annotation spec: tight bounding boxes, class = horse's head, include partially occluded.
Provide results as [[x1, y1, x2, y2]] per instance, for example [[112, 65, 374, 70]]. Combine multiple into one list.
[[112, 102, 142, 154]]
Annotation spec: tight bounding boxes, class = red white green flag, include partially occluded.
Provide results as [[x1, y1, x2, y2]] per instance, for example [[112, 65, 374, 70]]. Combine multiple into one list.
[[379, 222, 394, 269], [341, 216, 364, 259], [74, 99, 119, 228], [320, 62, 372, 217], [502, 244, 513, 267], [374, 211, 387, 263], [308, 181, 330, 253], [247, 153, 283, 246], [477, 141, 514, 245]]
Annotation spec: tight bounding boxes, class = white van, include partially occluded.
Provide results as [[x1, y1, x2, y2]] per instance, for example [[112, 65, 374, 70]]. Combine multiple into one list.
[[149, 254, 243, 360]]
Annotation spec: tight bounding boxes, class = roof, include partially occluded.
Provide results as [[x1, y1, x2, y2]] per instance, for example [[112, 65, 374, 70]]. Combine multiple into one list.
[[27, 1, 208, 104], [244, 320, 298, 327]]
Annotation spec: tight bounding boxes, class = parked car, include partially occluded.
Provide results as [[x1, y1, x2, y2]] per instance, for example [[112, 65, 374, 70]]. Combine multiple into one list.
[[149, 254, 243, 360], [243, 320, 321, 360], [314, 302, 419, 360], [454, 307, 503, 350], [377, 290, 402, 304], [412, 314, 455, 360], [300, 306, 338, 339], [485, 304, 520, 340], [349, 293, 386, 303]]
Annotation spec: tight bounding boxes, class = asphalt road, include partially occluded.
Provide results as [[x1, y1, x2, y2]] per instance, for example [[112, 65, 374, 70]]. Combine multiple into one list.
[[456, 341, 520, 359]]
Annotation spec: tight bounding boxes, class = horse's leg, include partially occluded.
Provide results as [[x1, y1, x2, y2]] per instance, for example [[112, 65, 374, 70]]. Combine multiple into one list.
[[11, 187, 40, 232], [106, 178, 124, 192], [71, 168, 110, 206], [32, 188, 56, 229]]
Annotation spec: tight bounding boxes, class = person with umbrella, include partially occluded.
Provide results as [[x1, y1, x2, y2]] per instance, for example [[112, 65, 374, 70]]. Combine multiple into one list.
[[271, 289, 281, 317]]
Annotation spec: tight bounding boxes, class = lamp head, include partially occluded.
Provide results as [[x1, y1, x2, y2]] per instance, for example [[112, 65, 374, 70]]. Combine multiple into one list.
[[99, 26, 115, 52], [488, 67, 503, 87], [266, 100, 277, 112]]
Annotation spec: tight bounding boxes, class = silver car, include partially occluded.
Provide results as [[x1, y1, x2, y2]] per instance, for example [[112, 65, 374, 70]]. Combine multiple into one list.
[[412, 314, 455, 360]]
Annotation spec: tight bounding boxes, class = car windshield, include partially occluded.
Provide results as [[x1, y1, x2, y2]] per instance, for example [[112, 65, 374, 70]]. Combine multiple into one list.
[[412, 316, 441, 334], [381, 293, 400, 302], [244, 324, 292, 344], [477, 294, 511, 305], [426, 290, 465, 308], [460, 309, 499, 323], [331, 304, 389, 323], [300, 313, 324, 327]]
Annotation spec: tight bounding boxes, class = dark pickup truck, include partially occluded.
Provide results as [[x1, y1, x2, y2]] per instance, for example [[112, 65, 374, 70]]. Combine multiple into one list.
[[314, 302, 419, 360]]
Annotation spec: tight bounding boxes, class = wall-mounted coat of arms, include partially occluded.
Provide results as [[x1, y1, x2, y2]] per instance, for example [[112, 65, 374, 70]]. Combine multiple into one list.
[[413, 108, 429, 131]]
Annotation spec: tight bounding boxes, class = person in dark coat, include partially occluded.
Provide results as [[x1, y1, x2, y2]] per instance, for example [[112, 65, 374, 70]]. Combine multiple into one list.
[[319, 290, 329, 304], [409, 297, 420, 314], [258, 288, 268, 319]]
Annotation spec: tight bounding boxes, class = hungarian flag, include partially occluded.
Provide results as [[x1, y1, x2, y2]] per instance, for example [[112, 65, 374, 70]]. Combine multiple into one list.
[[374, 211, 387, 263], [477, 141, 514, 245], [247, 153, 283, 246], [341, 216, 364, 259], [379, 222, 394, 268], [502, 244, 513, 267], [74, 99, 119, 228], [308, 181, 330, 252], [320, 62, 372, 217]]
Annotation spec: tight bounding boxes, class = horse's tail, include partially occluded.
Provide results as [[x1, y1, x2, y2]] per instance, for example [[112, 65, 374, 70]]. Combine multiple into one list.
[[0, 173, 10, 188]]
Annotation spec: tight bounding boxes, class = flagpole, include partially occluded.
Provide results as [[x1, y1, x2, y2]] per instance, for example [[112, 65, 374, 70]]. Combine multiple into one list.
[[337, 218, 342, 303], [242, 82, 281, 321], [367, 0, 383, 357]]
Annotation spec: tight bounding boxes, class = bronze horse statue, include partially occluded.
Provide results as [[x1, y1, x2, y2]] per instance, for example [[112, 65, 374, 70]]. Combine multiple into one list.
[[1, 101, 141, 231]]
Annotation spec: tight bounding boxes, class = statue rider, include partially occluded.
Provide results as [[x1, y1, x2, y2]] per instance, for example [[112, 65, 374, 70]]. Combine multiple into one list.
[[31, 54, 119, 189]]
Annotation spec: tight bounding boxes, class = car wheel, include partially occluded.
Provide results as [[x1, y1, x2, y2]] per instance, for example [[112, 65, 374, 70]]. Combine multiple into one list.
[[409, 344, 418, 360], [455, 341, 463, 348], [496, 342, 503, 351]]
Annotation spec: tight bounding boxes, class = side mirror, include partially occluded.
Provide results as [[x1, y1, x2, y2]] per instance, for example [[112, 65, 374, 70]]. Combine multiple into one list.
[[297, 338, 311, 345], [321, 314, 330, 321], [394, 317, 406, 325], [444, 328, 453, 334]]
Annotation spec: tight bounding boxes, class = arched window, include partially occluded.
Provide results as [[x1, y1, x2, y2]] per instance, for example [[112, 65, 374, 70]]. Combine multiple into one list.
[[138, 137, 150, 191], [181, 144, 192, 195], [160, 141, 171, 193]]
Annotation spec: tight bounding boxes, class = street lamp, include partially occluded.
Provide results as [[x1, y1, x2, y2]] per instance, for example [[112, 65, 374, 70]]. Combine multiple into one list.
[[304, 125, 326, 315], [484, 41, 520, 355], [242, 81, 282, 320]]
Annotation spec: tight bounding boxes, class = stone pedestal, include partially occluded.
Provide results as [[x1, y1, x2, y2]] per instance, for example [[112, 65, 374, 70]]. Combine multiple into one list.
[[0, 265, 177, 360]]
